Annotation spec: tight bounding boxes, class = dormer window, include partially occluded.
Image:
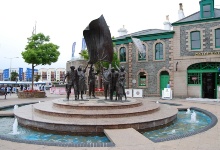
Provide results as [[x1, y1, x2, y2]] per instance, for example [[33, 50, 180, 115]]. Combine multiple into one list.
[[203, 5, 211, 18], [200, 0, 214, 19]]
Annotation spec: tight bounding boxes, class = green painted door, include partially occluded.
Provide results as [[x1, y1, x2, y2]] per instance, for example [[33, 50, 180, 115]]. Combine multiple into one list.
[[160, 74, 170, 96]]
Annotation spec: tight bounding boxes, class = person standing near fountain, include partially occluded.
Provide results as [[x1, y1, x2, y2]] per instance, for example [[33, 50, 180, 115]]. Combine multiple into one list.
[[63, 66, 78, 100]]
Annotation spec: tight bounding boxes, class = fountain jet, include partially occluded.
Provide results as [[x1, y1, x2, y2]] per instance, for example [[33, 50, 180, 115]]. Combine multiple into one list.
[[186, 108, 191, 114], [190, 111, 197, 123]]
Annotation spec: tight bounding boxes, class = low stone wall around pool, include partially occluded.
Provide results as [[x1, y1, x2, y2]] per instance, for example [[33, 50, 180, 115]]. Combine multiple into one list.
[[18, 91, 46, 99]]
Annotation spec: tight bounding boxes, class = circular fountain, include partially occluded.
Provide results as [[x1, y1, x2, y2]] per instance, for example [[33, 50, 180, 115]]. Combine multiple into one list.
[[14, 98, 178, 135]]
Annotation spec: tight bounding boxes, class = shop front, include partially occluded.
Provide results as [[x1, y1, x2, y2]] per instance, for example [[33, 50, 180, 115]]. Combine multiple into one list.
[[187, 62, 220, 99]]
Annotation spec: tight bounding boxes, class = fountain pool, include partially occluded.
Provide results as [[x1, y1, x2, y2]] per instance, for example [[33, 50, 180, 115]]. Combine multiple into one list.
[[0, 117, 111, 146], [0, 107, 217, 146], [143, 108, 217, 142]]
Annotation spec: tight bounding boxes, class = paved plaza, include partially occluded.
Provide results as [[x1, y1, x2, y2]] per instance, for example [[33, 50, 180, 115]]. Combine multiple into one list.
[[0, 91, 220, 150]]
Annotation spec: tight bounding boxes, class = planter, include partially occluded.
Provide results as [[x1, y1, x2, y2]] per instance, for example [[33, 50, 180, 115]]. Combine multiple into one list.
[[18, 91, 46, 99]]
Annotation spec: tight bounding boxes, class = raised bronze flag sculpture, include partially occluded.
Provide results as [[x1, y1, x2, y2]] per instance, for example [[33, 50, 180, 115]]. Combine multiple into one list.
[[83, 15, 113, 64], [83, 15, 115, 99]]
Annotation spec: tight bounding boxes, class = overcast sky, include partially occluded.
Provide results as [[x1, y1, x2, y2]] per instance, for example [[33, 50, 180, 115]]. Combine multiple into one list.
[[0, 0, 219, 70]]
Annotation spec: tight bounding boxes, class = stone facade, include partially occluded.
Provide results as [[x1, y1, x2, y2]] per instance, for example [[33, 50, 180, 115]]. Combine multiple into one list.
[[173, 21, 220, 98], [115, 38, 172, 97], [114, 15, 220, 98]]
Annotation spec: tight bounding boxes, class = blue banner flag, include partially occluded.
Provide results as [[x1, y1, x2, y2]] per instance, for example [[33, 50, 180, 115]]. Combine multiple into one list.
[[81, 38, 87, 50], [72, 42, 76, 58]]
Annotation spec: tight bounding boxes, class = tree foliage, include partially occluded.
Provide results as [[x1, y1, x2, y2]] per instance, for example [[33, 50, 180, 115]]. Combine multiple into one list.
[[10, 72, 18, 81], [80, 49, 120, 72], [35, 75, 41, 82], [22, 33, 60, 89], [22, 33, 60, 66]]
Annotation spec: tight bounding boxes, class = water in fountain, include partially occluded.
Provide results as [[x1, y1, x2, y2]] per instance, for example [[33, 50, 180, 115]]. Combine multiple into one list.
[[186, 108, 191, 114], [167, 129, 176, 134], [143, 110, 212, 141], [190, 111, 197, 123], [11, 118, 19, 135], [14, 105, 18, 110]]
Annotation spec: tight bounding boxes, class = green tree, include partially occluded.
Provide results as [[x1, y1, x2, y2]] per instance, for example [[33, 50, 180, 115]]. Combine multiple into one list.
[[10, 72, 18, 81], [80, 41, 119, 71], [35, 75, 41, 82], [80, 49, 120, 71], [22, 33, 60, 90]]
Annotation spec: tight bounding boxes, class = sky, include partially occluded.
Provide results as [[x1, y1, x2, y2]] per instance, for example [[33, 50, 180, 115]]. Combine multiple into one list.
[[0, 0, 220, 70]]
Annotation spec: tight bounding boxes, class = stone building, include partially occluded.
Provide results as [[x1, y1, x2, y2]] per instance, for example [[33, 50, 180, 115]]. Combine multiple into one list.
[[113, 0, 220, 98]]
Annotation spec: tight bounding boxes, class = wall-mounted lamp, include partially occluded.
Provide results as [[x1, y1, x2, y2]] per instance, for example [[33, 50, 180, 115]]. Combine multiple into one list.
[[176, 62, 179, 71]]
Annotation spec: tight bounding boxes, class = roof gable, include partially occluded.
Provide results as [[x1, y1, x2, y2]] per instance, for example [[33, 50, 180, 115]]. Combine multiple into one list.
[[172, 8, 220, 26], [115, 29, 172, 40]]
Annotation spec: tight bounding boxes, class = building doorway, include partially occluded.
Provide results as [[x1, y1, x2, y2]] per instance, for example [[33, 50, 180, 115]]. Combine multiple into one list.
[[202, 73, 216, 99], [160, 71, 170, 96]]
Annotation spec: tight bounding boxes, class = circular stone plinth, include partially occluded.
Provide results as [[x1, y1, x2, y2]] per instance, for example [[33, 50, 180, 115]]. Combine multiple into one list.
[[52, 98, 142, 110], [14, 99, 178, 135]]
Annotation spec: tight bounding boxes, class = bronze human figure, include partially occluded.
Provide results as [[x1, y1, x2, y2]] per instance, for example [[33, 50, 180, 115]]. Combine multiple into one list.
[[88, 64, 99, 98], [102, 67, 111, 100], [76, 65, 88, 100], [63, 66, 78, 100], [116, 65, 127, 101], [109, 68, 118, 100]]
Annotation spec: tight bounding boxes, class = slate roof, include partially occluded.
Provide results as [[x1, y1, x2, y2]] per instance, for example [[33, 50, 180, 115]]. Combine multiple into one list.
[[115, 29, 172, 40], [172, 8, 220, 24]]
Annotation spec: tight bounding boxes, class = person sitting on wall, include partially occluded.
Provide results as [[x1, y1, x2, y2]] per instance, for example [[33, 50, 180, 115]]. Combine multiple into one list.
[[167, 82, 170, 88]]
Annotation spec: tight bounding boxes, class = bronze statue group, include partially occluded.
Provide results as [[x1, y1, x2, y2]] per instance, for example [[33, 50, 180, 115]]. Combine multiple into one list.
[[63, 64, 127, 101], [63, 15, 127, 101]]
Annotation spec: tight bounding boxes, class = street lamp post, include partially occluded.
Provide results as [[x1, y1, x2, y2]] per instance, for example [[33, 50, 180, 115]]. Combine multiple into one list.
[[4, 57, 19, 81]]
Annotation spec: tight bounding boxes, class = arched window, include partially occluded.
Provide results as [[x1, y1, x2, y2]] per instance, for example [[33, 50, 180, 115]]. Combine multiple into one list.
[[120, 47, 126, 62], [138, 72, 146, 86], [190, 31, 201, 50], [155, 43, 163, 60], [138, 44, 146, 61], [215, 28, 220, 48]]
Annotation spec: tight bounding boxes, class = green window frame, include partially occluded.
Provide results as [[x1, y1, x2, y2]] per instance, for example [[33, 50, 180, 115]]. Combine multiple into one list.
[[155, 43, 163, 60], [190, 31, 201, 50], [138, 72, 146, 86], [203, 4, 211, 18], [215, 28, 220, 48], [119, 47, 126, 62], [188, 73, 201, 85], [138, 44, 146, 61], [200, 0, 214, 19]]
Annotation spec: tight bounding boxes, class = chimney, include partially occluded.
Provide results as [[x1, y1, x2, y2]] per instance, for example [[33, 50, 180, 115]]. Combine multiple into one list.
[[163, 15, 172, 30], [178, 3, 185, 20]]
